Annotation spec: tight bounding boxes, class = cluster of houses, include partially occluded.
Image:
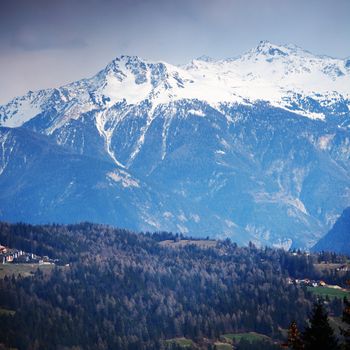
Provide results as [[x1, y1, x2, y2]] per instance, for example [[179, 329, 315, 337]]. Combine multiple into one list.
[[336, 265, 349, 272], [287, 277, 343, 290], [287, 277, 325, 287], [0, 244, 56, 265]]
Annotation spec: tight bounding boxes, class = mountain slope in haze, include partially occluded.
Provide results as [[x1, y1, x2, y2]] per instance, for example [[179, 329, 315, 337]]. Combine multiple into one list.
[[312, 207, 350, 254], [0, 41, 349, 248], [0, 127, 173, 231]]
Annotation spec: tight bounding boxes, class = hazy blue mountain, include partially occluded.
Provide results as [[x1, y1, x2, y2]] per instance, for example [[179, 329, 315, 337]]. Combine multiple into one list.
[[0, 127, 178, 232], [312, 207, 350, 254], [1, 41, 349, 248]]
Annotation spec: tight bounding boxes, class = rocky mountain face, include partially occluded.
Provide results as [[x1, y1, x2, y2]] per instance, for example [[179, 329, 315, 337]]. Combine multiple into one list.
[[312, 207, 350, 254], [0, 127, 170, 231], [1, 41, 349, 248]]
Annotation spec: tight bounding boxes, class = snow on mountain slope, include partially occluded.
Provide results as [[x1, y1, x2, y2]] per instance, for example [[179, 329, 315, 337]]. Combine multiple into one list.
[[183, 41, 350, 119], [1, 41, 349, 130], [0, 90, 50, 127], [0, 41, 349, 249]]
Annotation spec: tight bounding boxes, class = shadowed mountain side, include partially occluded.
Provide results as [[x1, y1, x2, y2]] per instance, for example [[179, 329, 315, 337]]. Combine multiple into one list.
[[312, 207, 350, 254], [0, 127, 167, 230]]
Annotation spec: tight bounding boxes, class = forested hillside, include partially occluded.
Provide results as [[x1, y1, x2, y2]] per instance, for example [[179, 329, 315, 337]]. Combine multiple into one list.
[[0, 222, 348, 349]]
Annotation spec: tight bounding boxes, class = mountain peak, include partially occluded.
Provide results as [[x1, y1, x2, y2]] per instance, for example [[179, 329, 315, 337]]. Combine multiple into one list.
[[99, 55, 150, 83], [257, 39, 274, 47], [254, 40, 289, 57], [195, 55, 215, 62], [237, 40, 320, 63], [104, 54, 148, 68], [110, 54, 145, 64]]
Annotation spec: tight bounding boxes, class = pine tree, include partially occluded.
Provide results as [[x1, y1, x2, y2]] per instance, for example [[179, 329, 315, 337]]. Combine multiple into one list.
[[341, 296, 350, 349], [302, 301, 339, 350], [287, 321, 304, 350]]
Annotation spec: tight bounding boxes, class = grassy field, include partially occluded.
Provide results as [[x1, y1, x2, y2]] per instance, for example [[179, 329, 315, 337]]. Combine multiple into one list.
[[307, 286, 349, 299], [314, 263, 344, 270], [160, 239, 217, 249], [222, 332, 271, 344], [314, 263, 350, 274], [0, 307, 16, 316], [0, 263, 56, 278], [165, 338, 194, 348], [214, 342, 232, 349]]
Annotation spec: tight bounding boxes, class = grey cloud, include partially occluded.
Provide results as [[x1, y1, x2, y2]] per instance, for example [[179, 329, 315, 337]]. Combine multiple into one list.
[[9, 29, 88, 51], [0, 0, 349, 103]]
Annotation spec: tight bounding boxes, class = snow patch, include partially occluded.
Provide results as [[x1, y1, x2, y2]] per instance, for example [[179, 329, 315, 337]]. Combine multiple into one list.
[[253, 191, 308, 215], [0, 131, 15, 175], [176, 224, 189, 234], [190, 214, 200, 223], [187, 109, 205, 117], [272, 238, 293, 250], [163, 211, 174, 219], [225, 219, 237, 228], [95, 110, 125, 168], [1, 99, 42, 128], [318, 134, 334, 150], [106, 169, 140, 188], [178, 213, 187, 222]]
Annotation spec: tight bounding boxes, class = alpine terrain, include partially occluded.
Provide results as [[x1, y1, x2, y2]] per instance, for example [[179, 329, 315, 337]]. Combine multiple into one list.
[[312, 206, 350, 254], [1, 41, 350, 249]]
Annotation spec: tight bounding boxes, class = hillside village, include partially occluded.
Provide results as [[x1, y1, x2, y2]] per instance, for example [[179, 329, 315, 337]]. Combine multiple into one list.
[[287, 277, 348, 292], [0, 244, 56, 265]]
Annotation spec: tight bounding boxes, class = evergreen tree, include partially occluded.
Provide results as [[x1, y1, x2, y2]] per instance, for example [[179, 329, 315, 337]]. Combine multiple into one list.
[[302, 301, 339, 350], [341, 296, 350, 349], [287, 321, 304, 350]]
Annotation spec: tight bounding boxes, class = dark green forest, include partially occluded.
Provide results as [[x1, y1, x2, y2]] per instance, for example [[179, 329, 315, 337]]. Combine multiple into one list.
[[0, 222, 348, 350]]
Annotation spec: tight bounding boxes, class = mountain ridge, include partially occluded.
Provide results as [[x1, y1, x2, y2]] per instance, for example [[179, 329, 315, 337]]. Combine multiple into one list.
[[0, 41, 349, 248], [1, 41, 349, 130]]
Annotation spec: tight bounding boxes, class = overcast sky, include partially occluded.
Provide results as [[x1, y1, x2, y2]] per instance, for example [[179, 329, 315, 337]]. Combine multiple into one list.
[[0, 0, 349, 104]]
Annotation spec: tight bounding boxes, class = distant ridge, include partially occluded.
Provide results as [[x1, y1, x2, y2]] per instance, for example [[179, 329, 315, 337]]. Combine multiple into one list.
[[312, 207, 350, 254]]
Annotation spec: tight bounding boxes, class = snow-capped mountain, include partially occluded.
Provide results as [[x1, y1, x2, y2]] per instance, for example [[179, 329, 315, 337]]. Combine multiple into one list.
[[0, 41, 349, 248], [2, 41, 349, 129]]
